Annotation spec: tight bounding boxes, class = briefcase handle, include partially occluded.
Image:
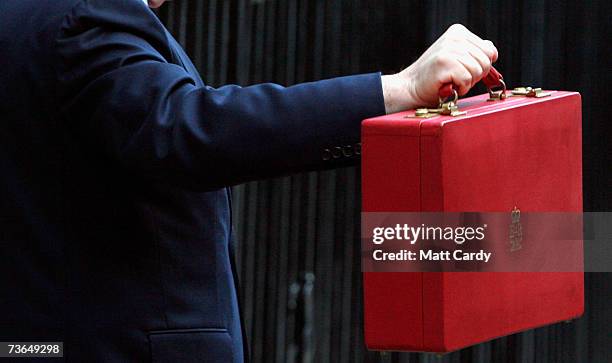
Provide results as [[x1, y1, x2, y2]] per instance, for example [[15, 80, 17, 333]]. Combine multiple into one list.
[[438, 66, 506, 103]]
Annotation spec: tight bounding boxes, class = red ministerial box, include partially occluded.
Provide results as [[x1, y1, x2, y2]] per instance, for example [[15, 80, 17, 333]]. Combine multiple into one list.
[[361, 91, 584, 352]]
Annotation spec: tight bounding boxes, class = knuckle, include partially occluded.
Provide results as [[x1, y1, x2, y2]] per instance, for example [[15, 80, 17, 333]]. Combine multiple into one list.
[[451, 37, 465, 45], [442, 37, 462, 50], [448, 23, 466, 32], [435, 54, 452, 66]]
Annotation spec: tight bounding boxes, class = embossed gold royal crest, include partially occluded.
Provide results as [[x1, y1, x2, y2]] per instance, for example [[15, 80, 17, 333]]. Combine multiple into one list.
[[509, 207, 523, 252]]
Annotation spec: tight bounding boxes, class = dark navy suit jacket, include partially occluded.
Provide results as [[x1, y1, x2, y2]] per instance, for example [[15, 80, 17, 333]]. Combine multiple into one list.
[[0, 0, 384, 361]]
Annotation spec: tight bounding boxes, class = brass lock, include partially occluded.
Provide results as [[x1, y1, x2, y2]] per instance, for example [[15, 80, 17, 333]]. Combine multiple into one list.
[[487, 79, 507, 101], [410, 88, 467, 118], [414, 101, 467, 118], [511, 86, 552, 98]]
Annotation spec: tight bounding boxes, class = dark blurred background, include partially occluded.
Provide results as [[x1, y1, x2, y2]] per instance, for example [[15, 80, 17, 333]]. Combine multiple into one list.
[[156, 1, 611, 362]]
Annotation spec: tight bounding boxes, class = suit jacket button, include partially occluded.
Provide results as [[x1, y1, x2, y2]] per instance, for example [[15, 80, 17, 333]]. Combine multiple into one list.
[[354, 142, 361, 155], [342, 145, 353, 157], [331, 146, 342, 159], [322, 148, 332, 160]]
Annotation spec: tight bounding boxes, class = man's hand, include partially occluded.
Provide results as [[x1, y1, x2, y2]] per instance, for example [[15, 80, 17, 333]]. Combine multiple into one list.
[[381, 24, 498, 114]]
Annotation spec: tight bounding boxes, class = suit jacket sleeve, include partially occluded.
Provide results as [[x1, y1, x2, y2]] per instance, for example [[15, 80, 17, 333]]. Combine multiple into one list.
[[54, 0, 385, 190]]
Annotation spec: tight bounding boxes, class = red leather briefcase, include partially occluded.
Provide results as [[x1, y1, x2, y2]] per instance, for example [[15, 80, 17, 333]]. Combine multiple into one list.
[[361, 69, 583, 353]]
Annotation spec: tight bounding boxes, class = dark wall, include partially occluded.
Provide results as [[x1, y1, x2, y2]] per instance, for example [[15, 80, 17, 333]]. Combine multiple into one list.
[[157, 1, 611, 362]]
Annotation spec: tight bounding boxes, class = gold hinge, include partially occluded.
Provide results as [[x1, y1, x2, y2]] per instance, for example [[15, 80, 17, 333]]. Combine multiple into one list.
[[511, 86, 552, 98]]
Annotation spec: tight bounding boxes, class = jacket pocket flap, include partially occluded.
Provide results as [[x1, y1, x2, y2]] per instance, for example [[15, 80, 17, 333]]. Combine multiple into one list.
[[149, 328, 234, 363]]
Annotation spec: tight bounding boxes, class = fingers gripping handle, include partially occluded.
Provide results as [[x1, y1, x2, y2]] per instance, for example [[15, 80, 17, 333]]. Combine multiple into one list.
[[438, 66, 505, 99]]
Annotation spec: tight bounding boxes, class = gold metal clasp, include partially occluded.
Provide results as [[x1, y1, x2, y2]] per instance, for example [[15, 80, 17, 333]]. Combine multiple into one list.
[[487, 79, 507, 101], [511, 86, 552, 98], [412, 102, 466, 118], [409, 89, 466, 118]]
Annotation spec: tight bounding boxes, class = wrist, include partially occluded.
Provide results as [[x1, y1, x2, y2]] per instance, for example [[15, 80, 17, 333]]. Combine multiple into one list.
[[381, 70, 419, 114], [381, 73, 403, 114]]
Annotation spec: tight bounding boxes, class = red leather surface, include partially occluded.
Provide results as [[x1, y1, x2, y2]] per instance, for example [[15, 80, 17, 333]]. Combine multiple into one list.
[[361, 91, 584, 352]]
